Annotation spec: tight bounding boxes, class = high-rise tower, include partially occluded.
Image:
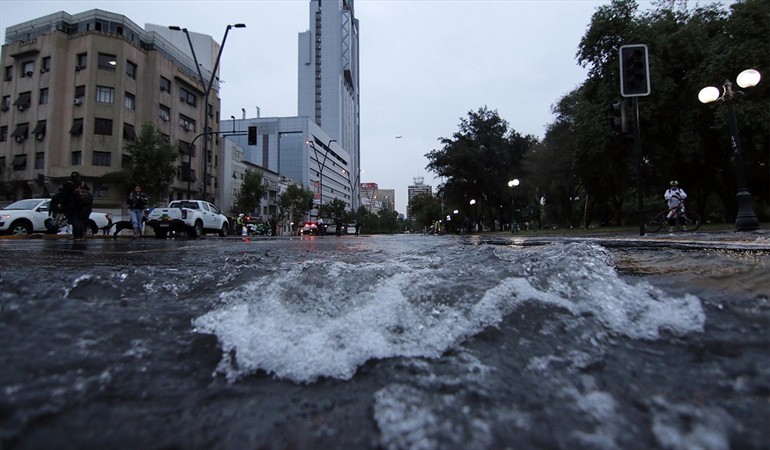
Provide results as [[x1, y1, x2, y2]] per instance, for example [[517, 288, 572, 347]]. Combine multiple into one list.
[[298, 0, 360, 210]]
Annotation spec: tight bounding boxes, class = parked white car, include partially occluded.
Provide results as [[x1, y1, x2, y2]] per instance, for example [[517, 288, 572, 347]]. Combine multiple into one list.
[[0, 198, 112, 236], [146, 200, 229, 238]]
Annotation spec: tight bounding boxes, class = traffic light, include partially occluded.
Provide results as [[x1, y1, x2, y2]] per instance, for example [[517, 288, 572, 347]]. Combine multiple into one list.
[[619, 44, 650, 97], [609, 100, 633, 135], [247, 126, 257, 145]]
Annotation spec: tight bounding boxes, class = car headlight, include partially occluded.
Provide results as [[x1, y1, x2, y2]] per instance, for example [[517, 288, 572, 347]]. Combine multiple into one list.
[[0, 214, 11, 220]]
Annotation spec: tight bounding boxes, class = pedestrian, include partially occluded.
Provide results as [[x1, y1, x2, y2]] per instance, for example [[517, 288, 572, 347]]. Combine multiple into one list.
[[318, 217, 325, 236], [236, 213, 245, 235], [61, 171, 87, 239], [355, 220, 361, 236], [127, 184, 149, 238], [269, 216, 277, 237], [79, 182, 93, 233], [335, 218, 342, 237], [664, 180, 687, 223]]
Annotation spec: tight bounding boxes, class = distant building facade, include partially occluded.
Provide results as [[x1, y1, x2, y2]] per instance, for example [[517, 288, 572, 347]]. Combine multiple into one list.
[[0, 10, 224, 213], [222, 116, 354, 218], [407, 177, 432, 219]]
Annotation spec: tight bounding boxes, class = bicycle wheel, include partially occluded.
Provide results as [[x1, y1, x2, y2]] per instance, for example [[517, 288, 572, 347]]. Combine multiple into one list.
[[676, 210, 701, 231], [645, 211, 666, 233]]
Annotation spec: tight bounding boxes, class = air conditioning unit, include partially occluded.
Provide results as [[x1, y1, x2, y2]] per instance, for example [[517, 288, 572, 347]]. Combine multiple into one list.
[[74, 98, 82, 105], [40, 68, 47, 74], [160, 86, 167, 92], [75, 66, 82, 72], [15, 136, 25, 143], [36, 133, 45, 141], [0, 106, 8, 112], [161, 116, 169, 122], [25, 71, 33, 77], [184, 124, 192, 132], [17, 105, 26, 112], [180, 96, 186, 102]]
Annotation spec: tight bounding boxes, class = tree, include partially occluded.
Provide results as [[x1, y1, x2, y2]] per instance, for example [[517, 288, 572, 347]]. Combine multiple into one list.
[[322, 198, 349, 224], [408, 192, 442, 229], [277, 183, 313, 233], [111, 122, 179, 205], [426, 106, 538, 230], [233, 169, 266, 214]]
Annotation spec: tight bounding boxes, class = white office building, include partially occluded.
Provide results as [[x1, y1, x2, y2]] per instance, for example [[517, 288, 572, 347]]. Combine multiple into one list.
[[298, 0, 360, 210]]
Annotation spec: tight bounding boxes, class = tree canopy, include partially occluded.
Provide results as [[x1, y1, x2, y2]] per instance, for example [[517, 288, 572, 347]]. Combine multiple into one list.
[[426, 0, 768, 229], [117, 122, 179, 205]]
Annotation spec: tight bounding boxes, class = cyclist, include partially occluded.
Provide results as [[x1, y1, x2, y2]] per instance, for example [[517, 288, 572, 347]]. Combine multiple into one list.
[[664, 180, 687, 223]]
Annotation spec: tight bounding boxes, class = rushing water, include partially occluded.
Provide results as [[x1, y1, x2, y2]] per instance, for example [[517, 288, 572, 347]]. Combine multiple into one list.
[[1, 234, 768, 450]]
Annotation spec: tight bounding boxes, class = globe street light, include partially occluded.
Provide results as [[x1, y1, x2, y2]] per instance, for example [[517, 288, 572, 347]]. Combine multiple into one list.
[[508, 179, 520, 233], [169, 23, 245, 200], [698, 69, 761, 231]]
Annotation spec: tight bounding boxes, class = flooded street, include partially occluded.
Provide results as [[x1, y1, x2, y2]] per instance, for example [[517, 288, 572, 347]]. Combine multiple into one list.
[[1, 233, 769, 450]]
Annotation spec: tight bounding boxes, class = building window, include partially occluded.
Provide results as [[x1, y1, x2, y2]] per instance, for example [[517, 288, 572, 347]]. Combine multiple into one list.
[[35, 152, 44, 170], [13, 91, 31, 111], [11, 123, 29, 142], [32, 120, 46, 140], [123, 123, 136, 140], [92, 151, 112, 167], [4, 66, 12, 81], [0, 126, 7, 142], [94, 118, 113, 136], [41, 56, 51, 73], [97, 53, 116, 71], [179, 114, 195, 132], [74, 85, 85, 105], [39, 88, 49, 105], [70, 118, 84, 135], [1, 95, 9, 111], [125, 92, 135, 110], [71, 151, 82, 165], [126, 60, 137, 79], [160, 76, 171, 93], [96, 86, 114, 104], [122, 154, 132, 168], [12, 154, 27, 171], [76, 53, 87, 70], [21, 61, 34, 77], [92, 182, 109, 199], [159, 104, 170, 121], [179, 87, 197, 107], [0, 157, 4, 167]]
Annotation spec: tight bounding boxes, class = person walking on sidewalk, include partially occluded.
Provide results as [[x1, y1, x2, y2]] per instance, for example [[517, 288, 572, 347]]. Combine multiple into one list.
[[127, 184, 149, 238]]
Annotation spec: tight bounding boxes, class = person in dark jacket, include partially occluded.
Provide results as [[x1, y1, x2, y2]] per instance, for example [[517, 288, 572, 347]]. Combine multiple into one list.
[[127, 184, 149, 238], [61, 171, 86, 239]]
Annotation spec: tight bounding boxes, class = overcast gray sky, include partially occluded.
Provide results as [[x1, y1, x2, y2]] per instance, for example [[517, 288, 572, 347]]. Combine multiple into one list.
[[0, 0, 727, 214]]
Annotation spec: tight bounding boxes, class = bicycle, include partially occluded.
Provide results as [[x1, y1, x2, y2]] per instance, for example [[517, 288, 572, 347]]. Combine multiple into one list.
[[645, 201, 701, 232]]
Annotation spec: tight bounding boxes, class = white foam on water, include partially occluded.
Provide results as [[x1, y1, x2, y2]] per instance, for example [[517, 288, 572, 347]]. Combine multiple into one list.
[[650, 396, 733, 450], [193, 242, 706, 384]]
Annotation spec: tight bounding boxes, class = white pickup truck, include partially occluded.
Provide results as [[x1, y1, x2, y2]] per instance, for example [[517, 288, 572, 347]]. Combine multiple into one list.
[[146, 200, 229, 238]]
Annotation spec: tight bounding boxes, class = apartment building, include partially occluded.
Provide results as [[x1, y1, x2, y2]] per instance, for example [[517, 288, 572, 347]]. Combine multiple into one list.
[[0, 10, 222, 212]]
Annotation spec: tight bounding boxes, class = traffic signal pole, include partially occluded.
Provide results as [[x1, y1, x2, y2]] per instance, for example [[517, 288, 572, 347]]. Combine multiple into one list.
[[632, 97, 644, 236], [619, 44, 650, 236]]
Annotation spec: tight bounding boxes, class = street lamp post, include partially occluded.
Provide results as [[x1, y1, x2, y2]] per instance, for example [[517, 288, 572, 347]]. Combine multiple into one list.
[[469, 199, 476, 233], [508, 179, 520, 233], [169, 23, 245, 200], [305, 139, 335, 219], [698, 69, 761, 231]]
